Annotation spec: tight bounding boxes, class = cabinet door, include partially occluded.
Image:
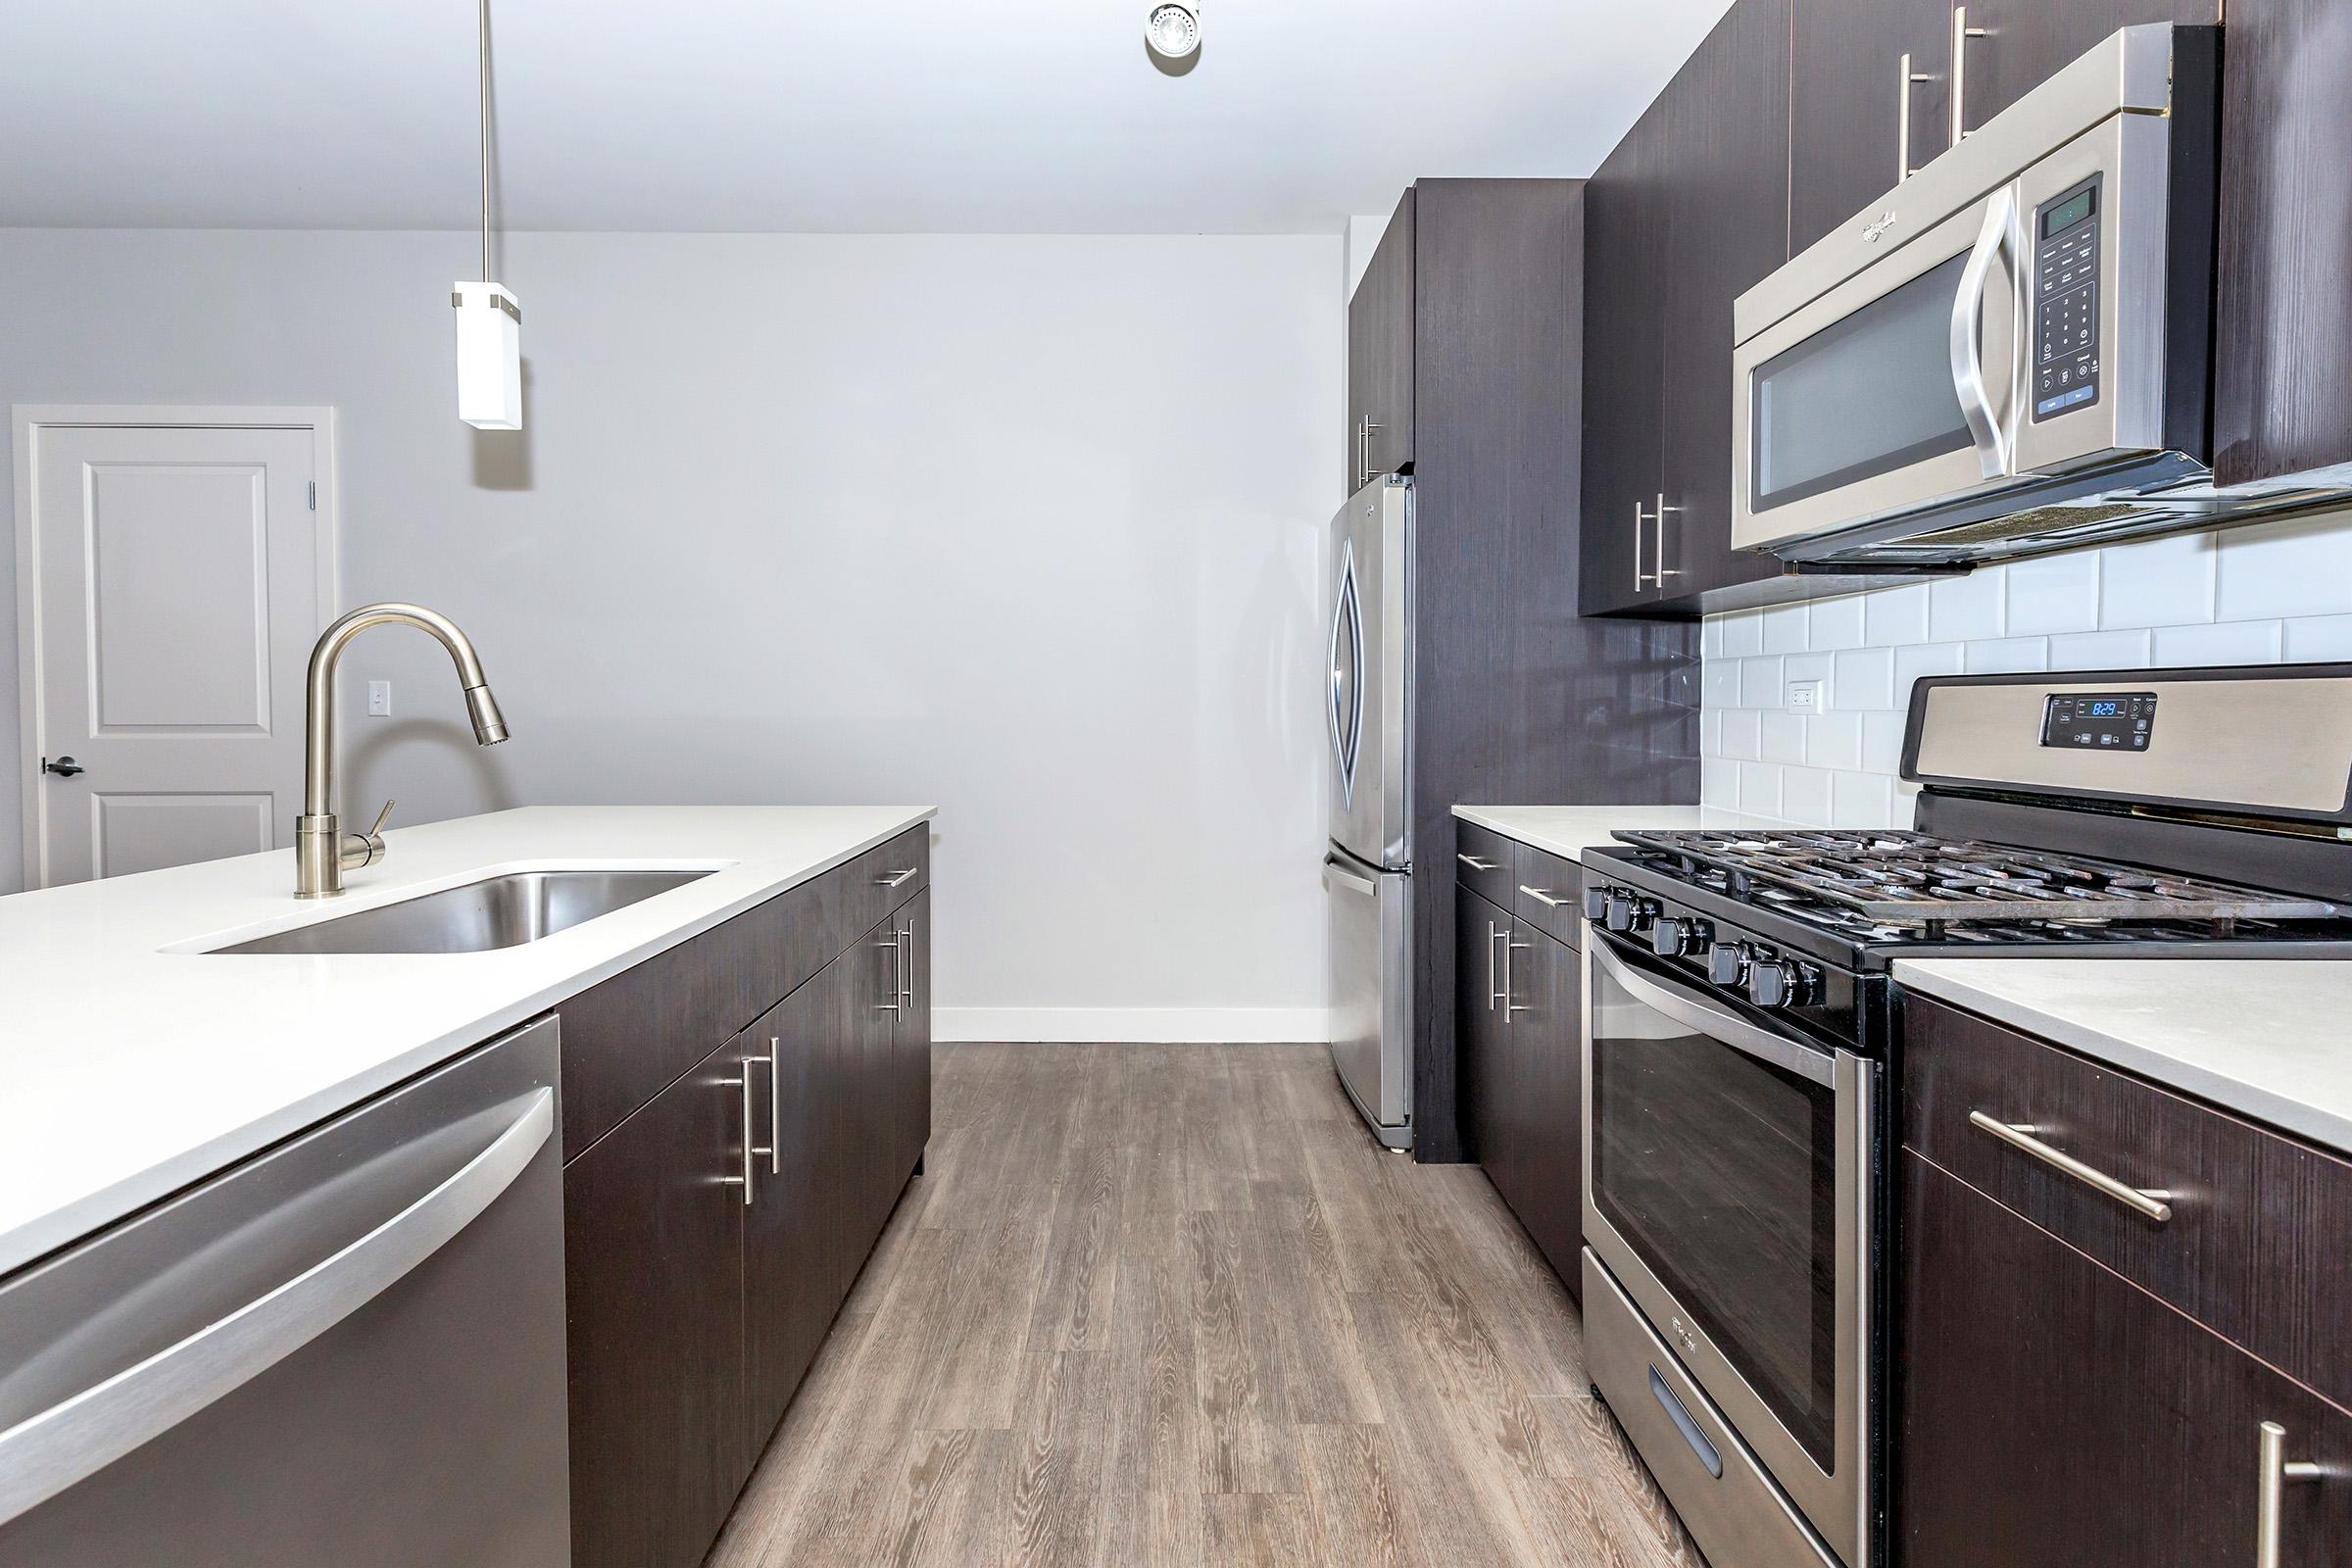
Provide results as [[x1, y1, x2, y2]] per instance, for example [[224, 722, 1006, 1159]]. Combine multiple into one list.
[[1898, 1150, 2352, 1568], [1579, 99, 1670, 616], [855, 918, 905, 1247], [742, 967, 847, 1455], [1456, 883, 1511, 1177], [1507, 921, 1583, 1294], [564, 1038, 750, 1568], [1788, 0, 1951, 253], [2215, 0, 2352, 485], [1655, 0, 1791, 609], [894, 890, 932, 1181], [1348, 187, 1416, 490], [1951, 0, 2219, 135]]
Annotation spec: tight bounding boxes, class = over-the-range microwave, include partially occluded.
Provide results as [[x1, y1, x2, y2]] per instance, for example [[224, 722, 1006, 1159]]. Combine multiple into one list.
[[1732, 24, 2244, 567]]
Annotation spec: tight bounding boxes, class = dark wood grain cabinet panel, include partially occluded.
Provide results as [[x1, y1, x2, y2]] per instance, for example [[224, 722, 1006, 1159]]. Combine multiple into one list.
[[1347, 187, 1416, 490], [1578, 98, 1670, 618], [893, 889, 932, 1180], [1898, 1149, 2352, 1568], [1456, 882, 1510, 1186], [1949, 0, 2219, 137], [2213, 0, 2352, 485], [1788, 0, 1950, 254], [564, 1037, 750, 1568]]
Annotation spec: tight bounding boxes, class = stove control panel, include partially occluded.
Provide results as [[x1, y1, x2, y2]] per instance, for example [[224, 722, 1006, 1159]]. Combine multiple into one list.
[[2042, 690, 2156, 751]]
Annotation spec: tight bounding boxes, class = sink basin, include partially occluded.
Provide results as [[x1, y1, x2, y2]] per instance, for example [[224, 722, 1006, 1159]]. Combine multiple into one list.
[[212, 869, 715, 956]]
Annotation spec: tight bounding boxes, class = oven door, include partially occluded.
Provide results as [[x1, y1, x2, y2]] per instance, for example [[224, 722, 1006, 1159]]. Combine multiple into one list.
[[1582, 934, 1874, 1568]]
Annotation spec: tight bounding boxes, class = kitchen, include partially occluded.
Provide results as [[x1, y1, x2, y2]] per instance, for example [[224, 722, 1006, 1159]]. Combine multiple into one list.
[[2, 1, 2349, 1565]]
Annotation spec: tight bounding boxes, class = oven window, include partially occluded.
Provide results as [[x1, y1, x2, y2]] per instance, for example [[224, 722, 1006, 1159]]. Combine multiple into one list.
[[1752, 250, 1974, 512], [1591, 956, 1839, 1469]]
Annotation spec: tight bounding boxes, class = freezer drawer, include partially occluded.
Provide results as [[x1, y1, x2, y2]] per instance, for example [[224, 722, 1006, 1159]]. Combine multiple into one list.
[[0, 1016, 570, 1568], [1324, 848, 1412, 1149]]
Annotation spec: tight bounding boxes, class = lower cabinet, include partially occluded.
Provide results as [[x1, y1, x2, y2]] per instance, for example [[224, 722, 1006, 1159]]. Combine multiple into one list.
[[564, 830, 933, 1568], [1456, 878, 1584, 1296], [1899, 1148, 2352, 1567]]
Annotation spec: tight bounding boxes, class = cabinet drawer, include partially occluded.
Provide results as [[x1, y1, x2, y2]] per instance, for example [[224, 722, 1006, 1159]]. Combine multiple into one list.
[[1510, 845, 1584, 949], [842, 825, 929, 938], [1453, 820, 1518, 906], [1903, 994, 2352, 1409]]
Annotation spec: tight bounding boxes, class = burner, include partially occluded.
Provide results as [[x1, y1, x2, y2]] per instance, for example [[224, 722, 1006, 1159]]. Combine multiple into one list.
[[1613, 828, 2343, 929]]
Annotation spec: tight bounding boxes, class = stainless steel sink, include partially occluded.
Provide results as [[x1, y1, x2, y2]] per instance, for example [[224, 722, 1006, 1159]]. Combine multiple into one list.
[[212, 869, 715, 956]]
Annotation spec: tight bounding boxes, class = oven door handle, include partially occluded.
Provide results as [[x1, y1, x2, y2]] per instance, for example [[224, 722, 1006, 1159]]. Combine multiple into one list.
[[1590, 938, 1838, 1090]]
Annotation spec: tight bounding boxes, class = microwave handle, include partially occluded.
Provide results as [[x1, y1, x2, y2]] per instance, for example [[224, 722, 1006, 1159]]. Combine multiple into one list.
[[1589, 936, 1838, 1090], [1950, 184, 2021, 480]]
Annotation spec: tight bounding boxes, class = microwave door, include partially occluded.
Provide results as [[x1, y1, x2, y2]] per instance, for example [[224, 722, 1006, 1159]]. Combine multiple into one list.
[[1732, 182, 2027, 557]]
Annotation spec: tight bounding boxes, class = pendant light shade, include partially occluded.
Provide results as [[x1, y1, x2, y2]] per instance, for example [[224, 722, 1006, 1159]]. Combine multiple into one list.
[[456, 0, 521, 430]]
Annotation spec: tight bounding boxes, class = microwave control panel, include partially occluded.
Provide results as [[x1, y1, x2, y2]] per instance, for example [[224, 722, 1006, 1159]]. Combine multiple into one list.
[[2032, 177, 2103, 422]]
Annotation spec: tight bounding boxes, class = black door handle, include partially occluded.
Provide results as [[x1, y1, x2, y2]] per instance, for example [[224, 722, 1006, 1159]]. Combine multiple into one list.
[[41, 756, 84, 777]]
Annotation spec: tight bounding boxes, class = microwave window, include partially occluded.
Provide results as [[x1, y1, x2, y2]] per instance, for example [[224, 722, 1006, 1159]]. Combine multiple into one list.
[[1752, 251, 1974, 511]]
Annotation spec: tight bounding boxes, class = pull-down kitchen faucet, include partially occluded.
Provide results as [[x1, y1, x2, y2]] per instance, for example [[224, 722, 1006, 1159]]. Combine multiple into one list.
[[296, 603, 508, 898]]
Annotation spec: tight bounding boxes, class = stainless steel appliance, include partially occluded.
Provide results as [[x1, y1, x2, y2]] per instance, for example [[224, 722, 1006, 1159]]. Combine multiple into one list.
[[1577, 662, 2352, 1568], [0, 1016, 570, 1567], [1732, 24, 2230, 567], [1323, 473, 1415, 1148]]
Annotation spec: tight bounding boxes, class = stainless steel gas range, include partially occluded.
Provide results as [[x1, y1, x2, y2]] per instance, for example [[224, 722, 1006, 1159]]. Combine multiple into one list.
[[1574, 663, 2352, 1568]]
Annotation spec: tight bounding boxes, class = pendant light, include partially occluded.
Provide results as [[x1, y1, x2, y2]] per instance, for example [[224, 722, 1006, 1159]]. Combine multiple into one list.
[[454, 0, 522, 429]]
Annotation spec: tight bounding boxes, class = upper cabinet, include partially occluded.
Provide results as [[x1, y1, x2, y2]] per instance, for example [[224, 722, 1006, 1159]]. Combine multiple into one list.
[[1581, 0, 1789, 616], [1788, 0, 1951, 254], [1950, 0, 2221, 135], [1347, 187, 1416, 492]]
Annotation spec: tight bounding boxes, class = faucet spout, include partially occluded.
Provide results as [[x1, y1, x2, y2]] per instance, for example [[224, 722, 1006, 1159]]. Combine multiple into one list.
[[297, 603, 509, 898]]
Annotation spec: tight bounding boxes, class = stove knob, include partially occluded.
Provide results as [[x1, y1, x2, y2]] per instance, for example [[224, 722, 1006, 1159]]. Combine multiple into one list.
[[1583, 886, 1611, 922], [1651, 916, 1709, 958], [1603, 892, 1638, 933], [1748, 960, 1798, 1010], [1706, 943, 1748, 987]]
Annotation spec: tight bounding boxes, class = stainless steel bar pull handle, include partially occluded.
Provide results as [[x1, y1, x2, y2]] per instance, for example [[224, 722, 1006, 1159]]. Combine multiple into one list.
[[0, 1087, 554, 1528], [724, 1058, 772, 1204], [1967, 1111, 2173, 1222], [1897, 52, 1934, 181], [1456, 853, 1498, 871], [877, 866, 919, 888], [1633, 499, 1654, 590], [877, 932, 904, 1016], [1488, 921, 1507, 1011], [768, 1037, 783, 1175], [2257, 1421, 2326, 1568], [1518, 884, 1572, 909], [1502, 935, 1532, 1023], [1949, 5, 1987, 146], [899, 923, 915, 1009], [1653, 494, 1683, 581]]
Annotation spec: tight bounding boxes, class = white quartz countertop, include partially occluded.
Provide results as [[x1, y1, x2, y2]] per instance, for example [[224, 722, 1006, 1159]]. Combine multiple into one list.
[[1893, 958, 2352, 1156], [1450, 804, 1790, 863], [0, 805, 933, 1276]]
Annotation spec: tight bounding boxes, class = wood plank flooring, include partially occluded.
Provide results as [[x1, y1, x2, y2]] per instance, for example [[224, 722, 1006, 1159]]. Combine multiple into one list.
[[707, 1043, 1701, 1568]]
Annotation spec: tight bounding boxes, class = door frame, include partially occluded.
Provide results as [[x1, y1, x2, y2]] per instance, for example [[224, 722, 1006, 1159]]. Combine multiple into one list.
[[13, 404, 341, 888]]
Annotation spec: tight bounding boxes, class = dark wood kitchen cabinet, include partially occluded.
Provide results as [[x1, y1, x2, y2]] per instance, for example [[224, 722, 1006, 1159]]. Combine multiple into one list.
[[1346, 186, 1416, 490], [1579, 97, 1670, 615], [1456, 883, 1510, 1192], [1897, 996, 2352, 1567], [1948, 0, 2219, 139], [562, 825, 932, 1568], [1788, 0, 1951, 254]]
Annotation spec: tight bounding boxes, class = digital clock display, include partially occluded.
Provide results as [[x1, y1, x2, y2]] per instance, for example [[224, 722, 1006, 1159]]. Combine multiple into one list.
[[2042, 692, 2157, 751]]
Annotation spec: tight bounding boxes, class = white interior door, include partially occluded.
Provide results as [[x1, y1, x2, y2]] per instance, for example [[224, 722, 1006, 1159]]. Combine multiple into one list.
[[18, 413, 334, 886]]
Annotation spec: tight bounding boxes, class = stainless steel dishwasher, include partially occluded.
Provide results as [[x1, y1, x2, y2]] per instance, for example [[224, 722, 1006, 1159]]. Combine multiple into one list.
[[0, 1015, 569, 1567]]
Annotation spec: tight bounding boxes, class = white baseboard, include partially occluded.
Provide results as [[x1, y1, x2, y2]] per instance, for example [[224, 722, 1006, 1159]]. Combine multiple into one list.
[[932, 1006, 1335, 1045]]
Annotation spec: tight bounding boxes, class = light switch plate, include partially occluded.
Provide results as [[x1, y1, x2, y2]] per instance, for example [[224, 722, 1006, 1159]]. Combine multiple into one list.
[[1788, 679, 1823, 713], [367, 680, 392, 717]]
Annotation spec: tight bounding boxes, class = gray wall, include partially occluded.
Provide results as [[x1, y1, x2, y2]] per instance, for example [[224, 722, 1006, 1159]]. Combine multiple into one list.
[[1, 228, 1343, 1039]]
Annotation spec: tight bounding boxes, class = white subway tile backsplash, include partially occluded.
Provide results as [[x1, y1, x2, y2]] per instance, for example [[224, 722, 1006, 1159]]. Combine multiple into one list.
[[1740, 655, 1786, 708], [2217, 512, 2352, 621], [2098, 530, 2215, 628], [2048, 628, 2153, 670], [2150, 618, 2283, 666], [1864, 582, 1931, 647], [1807, 710, 1863, 770], [2285, 615, 2352, 662], [1832, 647, 1895, 710], [1696, 510, 2352, 830], [1807, 594, 1867, 650], [1963, 636, 2050, 674], [1782, 766, 1834, 826], [1761, 604, 1810, 654], [1760, 711, 1808, 764], [1929, 565, 2006, 642], [2004, 551, 2100, 635]]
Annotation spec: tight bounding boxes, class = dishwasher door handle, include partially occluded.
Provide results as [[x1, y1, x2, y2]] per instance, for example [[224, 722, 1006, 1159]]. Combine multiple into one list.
[[0, 1086, 555, 1528]]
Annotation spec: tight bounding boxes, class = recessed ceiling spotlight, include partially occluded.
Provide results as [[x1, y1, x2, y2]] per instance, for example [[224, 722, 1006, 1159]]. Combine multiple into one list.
[[1145, 2, 1201, 61]]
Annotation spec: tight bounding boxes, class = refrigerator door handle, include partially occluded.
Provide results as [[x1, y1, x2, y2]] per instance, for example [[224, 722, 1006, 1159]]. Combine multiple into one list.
[[1321, 853, 1380, 898]]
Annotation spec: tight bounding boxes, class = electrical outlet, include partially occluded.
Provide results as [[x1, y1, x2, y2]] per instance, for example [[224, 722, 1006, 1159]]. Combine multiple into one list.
[[367, 680, 393, 717], [1788, 679, 1824, 713]]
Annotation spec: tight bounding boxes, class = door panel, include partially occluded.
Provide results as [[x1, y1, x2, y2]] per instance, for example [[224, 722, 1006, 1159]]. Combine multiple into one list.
[[1952, 0, 2219, 138], [1325, 479, 1410, 868], [1789, 0, 1952, 253], [1326, 852, 1409, 1145], [895, 890, 931, 1180], [744, 968, 844, 1455], [1456, 883, 1510, 1176], [24, 419, 326, 886], [1348, 188, 1416, 488], [1509, 922, 1583, 1293], [1580, 98, 1669, 615]]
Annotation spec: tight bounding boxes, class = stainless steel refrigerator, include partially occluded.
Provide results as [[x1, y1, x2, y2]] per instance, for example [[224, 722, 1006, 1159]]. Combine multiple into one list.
[[1321, 475, 1414, 1150]]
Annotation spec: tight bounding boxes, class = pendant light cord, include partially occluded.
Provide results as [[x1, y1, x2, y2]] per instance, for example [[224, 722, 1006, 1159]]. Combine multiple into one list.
[[477, 0, 492, 281]]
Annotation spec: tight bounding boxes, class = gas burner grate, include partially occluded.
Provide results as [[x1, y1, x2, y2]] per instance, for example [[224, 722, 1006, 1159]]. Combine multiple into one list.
[[1611, 828, 2343, 928]]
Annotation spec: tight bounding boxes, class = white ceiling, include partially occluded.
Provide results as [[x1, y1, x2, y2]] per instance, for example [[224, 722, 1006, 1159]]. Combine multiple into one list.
[[1, 0, 1735, 233]]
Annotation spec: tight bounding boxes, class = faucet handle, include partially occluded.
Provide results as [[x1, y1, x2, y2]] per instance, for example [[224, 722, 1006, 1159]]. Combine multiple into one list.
[[368, 798, 398, 838]]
